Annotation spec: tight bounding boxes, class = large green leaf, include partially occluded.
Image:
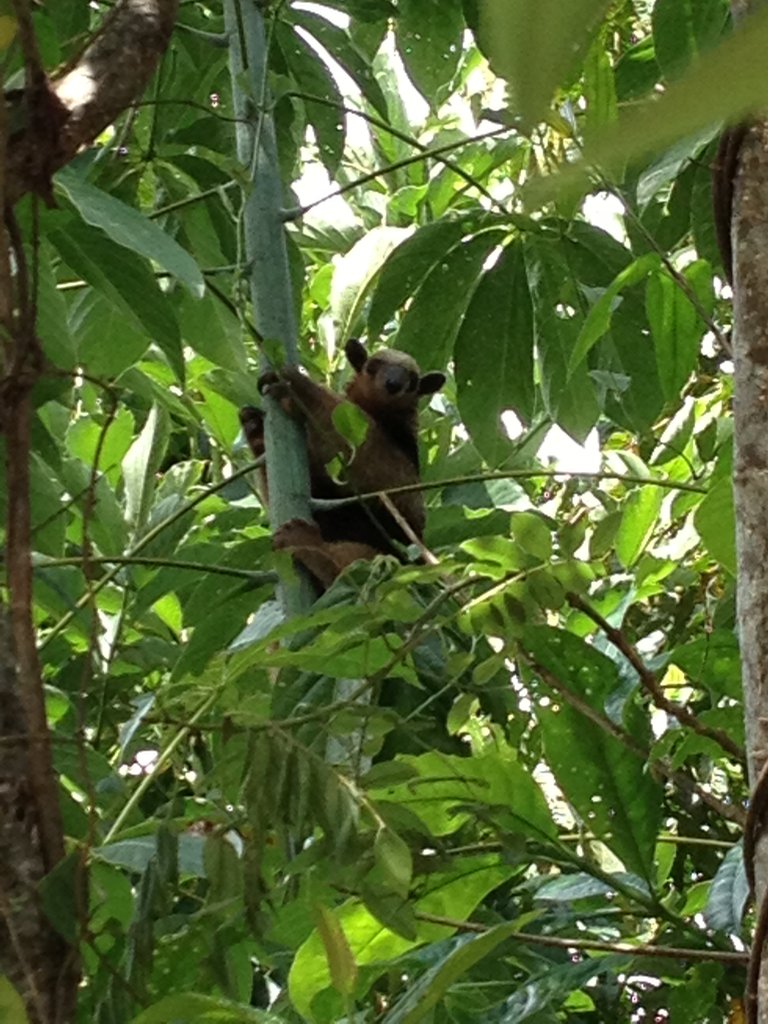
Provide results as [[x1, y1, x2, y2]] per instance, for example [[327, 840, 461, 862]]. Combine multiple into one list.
[[530, 5, 768, 202], [368, 217, 473, 338], [524, 237, 600, 441], [292, 7, 388, 118], [704, 844, 748, 934], [455, 241, 535, 462], [615, 484, 663, 567], [476, 0, 612, 127], [569, 253, 659, 373], [132, 993, 279, 1023], [395, 0, 464, 102], [369, 750, 556, 839], [652, 0, 730, 81], [646, 265, 708, 401], [122, 405, 170, 534], [695, 476, 736, 574], [51, 221, 184, 380], [289, 862, 513, 1020], [383, 924, 531, 1023], [396, 230, 506, 369], [277, 22, 345, 176], [56, 166, 204, 296]]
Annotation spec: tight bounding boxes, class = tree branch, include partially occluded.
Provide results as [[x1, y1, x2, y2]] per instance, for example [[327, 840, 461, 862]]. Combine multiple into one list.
[[6, 0, 180, 205], [567, 592, 744, 762]]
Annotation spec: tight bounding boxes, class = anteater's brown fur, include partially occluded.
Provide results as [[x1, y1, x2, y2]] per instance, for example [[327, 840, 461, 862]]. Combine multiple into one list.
[[239, 339, 445, 588]]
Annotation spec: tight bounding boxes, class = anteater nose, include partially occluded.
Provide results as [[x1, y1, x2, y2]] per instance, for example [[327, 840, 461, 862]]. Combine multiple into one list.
[[384, 368, 408, 394]]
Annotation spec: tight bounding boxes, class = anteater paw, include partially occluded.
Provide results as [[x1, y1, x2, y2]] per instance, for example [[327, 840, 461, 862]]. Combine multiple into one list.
[[239, 406, 265, 456], [257, 370, 284, 396]]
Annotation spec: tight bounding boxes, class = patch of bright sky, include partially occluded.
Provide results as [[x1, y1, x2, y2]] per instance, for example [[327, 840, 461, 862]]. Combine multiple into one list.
[[292, 3, 630, 474]]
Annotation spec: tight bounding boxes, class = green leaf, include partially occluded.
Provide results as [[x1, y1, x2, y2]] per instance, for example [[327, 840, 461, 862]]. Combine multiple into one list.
[[666, 631, 741, 699], [476, 0, 611, 127], [397, 230, 506, 369], [497, 957, 627, 1022], [524, 237, 600, 441], [277, 23, 345, 176], [374, 828, 413, 896], [332, 400, 370, 449], [652, 0, 730, 81], [331, 226, 409, 341], [695, 477, 736, 574], [583, 30, 618, 139], [704, 844, 748, 933], [179, 291, 247, 372], [369, 750, 556, 839], [0, 975, 30, 1023], [289, 863, 513, 1019], [66, 407, 135, 487], [395, 0, 464, 102], [56, 166, 204, 296], [37, 242, 75, 369], [131, 993, 280, 1023], [52, 222, 184, 380], [455, 242, 535, 461], [172, 591, 257, 679], [385, 923, 526, 1023], [569, 253, 659, 374], [292, 8, 388, 118], [615, 484, 663, 568], [646, 270, 703, 401], [511, 511, 552, 562], [122, 405, 170, 534], [204, 834, 244, 905], [361, 885, 418, 940], [528, 6, 768, 204], [538, 701, 662, 880], [368, 217, 472, 339], [315, 905, 358, 997]]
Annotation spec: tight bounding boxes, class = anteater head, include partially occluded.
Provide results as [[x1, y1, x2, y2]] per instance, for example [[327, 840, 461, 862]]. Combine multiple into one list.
[[344, 338, 445, 419]]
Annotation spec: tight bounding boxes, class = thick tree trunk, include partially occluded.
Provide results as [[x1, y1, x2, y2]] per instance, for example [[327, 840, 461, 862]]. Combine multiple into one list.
[[733, 117, 768, 1023], [0, 605, 77, 1024], [0, 2, 180, 1019]]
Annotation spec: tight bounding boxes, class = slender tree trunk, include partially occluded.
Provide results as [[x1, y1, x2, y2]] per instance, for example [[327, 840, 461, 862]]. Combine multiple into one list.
[[225, 0, 314, 618]]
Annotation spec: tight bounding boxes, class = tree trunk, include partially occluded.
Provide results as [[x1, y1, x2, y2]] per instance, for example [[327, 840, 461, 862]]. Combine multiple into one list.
[[730, 30, 768, 1024]]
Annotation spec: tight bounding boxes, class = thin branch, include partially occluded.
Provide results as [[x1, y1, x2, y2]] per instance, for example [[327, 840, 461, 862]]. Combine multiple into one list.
[[529, 658, 745, 827], [37, 555, 277, 584], [284, 126, 511, 220], [567, 592, 744, 762], [532, 659, 647, 758], [412, 911, 748, 964], [286, 91, 509, 214], [601, 178, 730, 354], [309, 468, 708, 511], [38, 458, 265, 649]]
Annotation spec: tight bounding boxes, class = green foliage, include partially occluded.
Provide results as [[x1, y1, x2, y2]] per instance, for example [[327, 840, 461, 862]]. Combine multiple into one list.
[[2, 0, 752, 1021]]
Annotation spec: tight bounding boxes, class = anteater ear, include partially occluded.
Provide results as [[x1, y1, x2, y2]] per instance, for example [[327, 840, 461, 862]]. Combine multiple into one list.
[[418, 371, 446, 396], [345, 338, 368, 372]]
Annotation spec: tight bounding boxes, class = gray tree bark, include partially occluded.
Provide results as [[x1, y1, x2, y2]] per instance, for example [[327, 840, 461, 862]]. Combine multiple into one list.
[[733, 117, 768, 1022], [729, 2, 768, 1016]]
